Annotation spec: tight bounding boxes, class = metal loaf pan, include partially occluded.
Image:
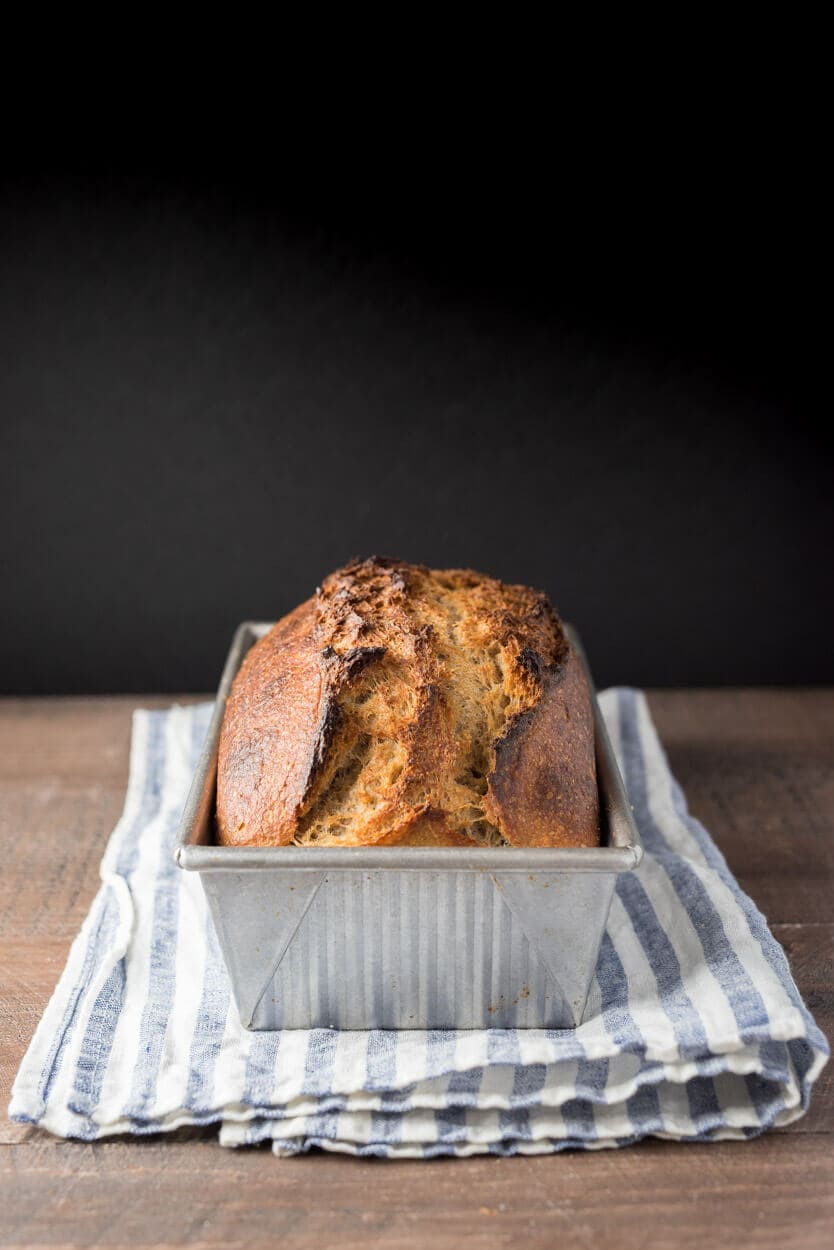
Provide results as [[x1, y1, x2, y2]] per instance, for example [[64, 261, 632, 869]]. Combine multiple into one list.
[[176, 622, 641, 1030]]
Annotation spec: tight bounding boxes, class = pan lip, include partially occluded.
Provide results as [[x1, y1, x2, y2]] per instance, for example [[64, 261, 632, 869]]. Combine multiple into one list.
[[175, 620, 642, 875]]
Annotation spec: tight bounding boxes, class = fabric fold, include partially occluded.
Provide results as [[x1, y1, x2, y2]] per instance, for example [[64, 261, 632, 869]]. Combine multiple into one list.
[[9, 691, 828, 1156]]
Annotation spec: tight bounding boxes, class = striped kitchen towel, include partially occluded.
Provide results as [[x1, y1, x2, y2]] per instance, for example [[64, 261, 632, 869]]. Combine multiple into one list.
[[9, 691, 829, 1156]]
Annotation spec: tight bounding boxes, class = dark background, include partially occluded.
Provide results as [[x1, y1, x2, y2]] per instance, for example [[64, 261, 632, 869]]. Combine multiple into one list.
[[1, 167, 830, 694]]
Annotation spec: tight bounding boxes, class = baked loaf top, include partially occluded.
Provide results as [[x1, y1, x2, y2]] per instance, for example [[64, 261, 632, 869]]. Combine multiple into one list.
[[216, 557, 600, 848]]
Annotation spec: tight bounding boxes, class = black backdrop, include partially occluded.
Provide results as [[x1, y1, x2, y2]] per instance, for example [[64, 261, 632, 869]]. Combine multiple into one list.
[[1, 172, 830, 694]]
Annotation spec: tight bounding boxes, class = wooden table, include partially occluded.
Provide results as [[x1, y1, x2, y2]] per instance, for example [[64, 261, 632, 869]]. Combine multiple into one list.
[[1, 692, 832, 1249]]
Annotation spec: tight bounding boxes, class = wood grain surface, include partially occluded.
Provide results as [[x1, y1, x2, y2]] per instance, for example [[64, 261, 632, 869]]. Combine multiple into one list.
[[0, 691, 832, 1249]]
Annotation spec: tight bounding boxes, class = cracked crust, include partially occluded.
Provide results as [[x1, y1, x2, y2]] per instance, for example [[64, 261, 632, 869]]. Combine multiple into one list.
[[216, 557, 600, 848]]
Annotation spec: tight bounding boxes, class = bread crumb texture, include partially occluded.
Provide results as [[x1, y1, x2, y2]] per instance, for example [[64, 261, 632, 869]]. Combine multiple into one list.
[[216, 557, 599, 848]]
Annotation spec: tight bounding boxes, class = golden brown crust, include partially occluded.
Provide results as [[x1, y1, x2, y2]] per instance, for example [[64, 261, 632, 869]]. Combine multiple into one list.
[[483, 645, 599, 847], [215, 600, 323, 846], [216, 557, 600, 848]]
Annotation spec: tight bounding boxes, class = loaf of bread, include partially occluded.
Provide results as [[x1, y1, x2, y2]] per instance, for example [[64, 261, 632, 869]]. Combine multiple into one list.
[[216, 557, 600, 848]]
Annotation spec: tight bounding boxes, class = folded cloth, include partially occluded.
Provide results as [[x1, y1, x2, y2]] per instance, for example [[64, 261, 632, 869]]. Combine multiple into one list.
[[9, 690, 828, 1157]]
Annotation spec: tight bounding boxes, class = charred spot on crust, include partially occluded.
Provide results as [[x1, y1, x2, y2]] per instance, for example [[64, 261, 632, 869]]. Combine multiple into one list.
[[307, 695, 343, 784], [344, 644, 387, 666], [491, 703, 535, 760], [516, 646, 544, 683], [329, 644, 387, 677]]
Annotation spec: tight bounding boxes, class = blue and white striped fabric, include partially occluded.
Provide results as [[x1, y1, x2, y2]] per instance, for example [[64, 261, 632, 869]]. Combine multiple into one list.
[[9, 691, 828, 1156]]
